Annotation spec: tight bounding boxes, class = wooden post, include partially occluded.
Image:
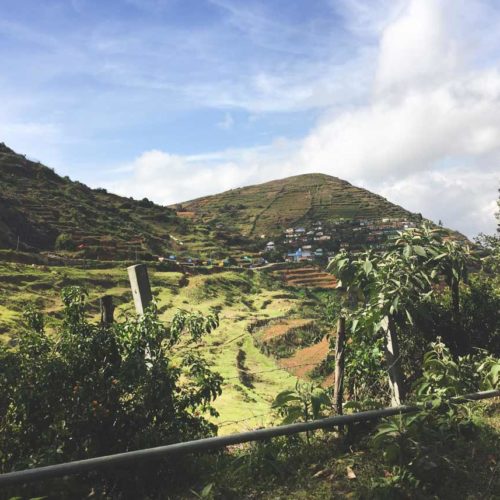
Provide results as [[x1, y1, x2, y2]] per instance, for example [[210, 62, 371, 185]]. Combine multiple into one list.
[[385, 316, 406, 406], [100, 295, 114, 325], [333, 316, 346, 415], [127, 264, 152, 315]]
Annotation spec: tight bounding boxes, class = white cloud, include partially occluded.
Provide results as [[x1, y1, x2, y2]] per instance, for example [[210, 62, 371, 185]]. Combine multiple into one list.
[[375, 0, 459, 93], [378, 167, 498, 238], [103, 0, 500, 238], [103, 140, 300, 205]]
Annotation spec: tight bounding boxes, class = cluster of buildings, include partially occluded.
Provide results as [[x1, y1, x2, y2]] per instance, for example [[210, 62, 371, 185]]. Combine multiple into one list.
[[265, 218, 418, 262]]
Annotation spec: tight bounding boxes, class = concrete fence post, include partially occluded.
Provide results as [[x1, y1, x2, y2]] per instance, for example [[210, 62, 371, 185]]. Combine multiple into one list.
[[127, 264, 152, 315], [100, 295, 114, 325]]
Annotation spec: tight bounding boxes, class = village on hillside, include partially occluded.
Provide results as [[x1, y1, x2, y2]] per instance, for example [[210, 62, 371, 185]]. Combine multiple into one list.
[[264, 217, 418, 264]]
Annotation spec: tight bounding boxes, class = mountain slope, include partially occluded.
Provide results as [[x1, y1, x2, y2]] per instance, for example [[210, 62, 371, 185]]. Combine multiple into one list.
[[176, 173, 416, 237], [0, 143, 427, 260], [0, 143, 185, 258]]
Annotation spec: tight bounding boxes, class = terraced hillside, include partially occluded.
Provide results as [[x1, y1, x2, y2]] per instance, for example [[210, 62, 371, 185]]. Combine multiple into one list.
[[276, 266, 338, 289], [0, 143, 206, 258], [177, 173, 415, 238]]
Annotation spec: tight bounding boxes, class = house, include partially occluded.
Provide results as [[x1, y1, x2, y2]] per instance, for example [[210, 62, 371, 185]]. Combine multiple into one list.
[[295, 227, 306, 234], [314, 248, 324, 257], [265, 241, 275, 251], [286, 247, 312, 262]]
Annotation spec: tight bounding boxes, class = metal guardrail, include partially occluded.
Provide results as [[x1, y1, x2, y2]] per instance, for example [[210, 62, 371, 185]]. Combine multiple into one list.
[[0, 389, 498, 487]]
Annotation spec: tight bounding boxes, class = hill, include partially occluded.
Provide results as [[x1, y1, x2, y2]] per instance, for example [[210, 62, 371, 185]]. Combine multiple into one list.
[[0, 143, 193, 259], [175, 173, 417, 238], [0, 143, 429, 261]]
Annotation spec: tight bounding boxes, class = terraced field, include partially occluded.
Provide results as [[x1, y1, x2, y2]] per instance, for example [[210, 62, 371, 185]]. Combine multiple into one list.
[[280, 337, 331, 385], [179, 173, 414, 238], [276, 266, 338, 289]]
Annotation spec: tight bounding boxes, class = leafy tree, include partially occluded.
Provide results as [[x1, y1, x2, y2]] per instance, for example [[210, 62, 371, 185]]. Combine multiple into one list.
[[0, 287, 222, 497], [54, 232, 76, 251], [328, 225, 474, 405]]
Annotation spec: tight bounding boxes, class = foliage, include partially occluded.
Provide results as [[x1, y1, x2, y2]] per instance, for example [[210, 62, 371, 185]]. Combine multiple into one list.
[[370, 339, 499, 496], [0, 287, 222, 497], [54, 232, 76, 251], [272, 381, 331, 425], [328, 224, 476, 403]]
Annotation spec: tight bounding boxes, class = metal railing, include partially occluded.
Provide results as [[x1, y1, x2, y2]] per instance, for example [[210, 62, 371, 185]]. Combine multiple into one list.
[[0, 389, 498, 487]]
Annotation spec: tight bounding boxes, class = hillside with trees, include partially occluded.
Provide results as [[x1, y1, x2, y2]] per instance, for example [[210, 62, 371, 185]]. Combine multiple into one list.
[[0, 143, 189, 259]]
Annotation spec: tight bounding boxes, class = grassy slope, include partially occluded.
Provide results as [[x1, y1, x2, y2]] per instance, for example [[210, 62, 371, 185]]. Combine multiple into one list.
[[177, 173, 415, 238], [0, 262, 321, 432]]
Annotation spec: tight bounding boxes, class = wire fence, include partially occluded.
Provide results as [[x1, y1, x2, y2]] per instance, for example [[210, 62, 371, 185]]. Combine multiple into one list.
[[218, 410, 276, 428], [223, 361, 323, 381], [1, 389, 497, 487]]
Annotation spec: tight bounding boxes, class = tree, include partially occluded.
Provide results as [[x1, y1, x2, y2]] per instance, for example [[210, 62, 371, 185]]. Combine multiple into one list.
[[329, 225, 473, 406], [0, 287, 223, 497], [54, 232, 76, 251]]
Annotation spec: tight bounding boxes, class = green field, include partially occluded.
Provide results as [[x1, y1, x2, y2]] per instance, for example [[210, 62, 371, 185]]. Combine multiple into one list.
[[0, 260, 331, 433]]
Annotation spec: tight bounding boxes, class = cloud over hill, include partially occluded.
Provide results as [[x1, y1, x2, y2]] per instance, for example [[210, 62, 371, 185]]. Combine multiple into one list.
[[103, 0, 499, 238]]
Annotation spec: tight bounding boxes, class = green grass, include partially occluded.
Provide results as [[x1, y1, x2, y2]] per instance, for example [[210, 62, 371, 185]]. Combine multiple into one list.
[[0, 262, 314, 432]]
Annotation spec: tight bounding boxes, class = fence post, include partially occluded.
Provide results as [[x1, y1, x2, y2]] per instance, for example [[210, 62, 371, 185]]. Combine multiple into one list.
[[100, 295, 114, 325], [127, 264, 152, 315], [333, 316, 346, 415], [385, 316, 406, 406]]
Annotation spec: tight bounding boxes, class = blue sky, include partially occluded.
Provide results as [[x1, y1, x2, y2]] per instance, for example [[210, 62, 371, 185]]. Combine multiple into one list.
[[1, 0, 499, 237]]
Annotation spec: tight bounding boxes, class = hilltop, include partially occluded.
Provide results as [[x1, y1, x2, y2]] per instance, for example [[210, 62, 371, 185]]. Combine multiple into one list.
[[175, 173, 417, 239]]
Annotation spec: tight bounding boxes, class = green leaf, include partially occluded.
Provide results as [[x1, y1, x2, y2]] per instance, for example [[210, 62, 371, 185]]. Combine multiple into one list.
[[281, 407, 304, 424], [272, 390, 301, 408], [200, 483, 214, 498], [413, 245, 427, 257], [363, 259, 373, 274], [405, 309, 413, 326]]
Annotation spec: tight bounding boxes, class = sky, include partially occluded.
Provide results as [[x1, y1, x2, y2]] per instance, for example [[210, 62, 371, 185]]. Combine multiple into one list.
[[1, 0, 499, 238]]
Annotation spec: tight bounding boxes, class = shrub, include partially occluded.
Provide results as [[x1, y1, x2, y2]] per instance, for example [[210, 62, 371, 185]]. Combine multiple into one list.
[[0, 287, 223, 497], [54, 232, 75, 251]]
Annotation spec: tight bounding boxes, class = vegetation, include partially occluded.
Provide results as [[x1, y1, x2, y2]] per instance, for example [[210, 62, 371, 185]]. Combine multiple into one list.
[[0, 143, 219, 259], [0, 287, 222, 497], [179, 173, 414, 239], [0, 146, 498, 498]]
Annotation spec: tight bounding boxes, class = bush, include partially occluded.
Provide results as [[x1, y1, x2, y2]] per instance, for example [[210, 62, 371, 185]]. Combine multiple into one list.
[[370, 339, 499, 496], [54, 232, 76, 251], [0, 287, 223, 497]]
